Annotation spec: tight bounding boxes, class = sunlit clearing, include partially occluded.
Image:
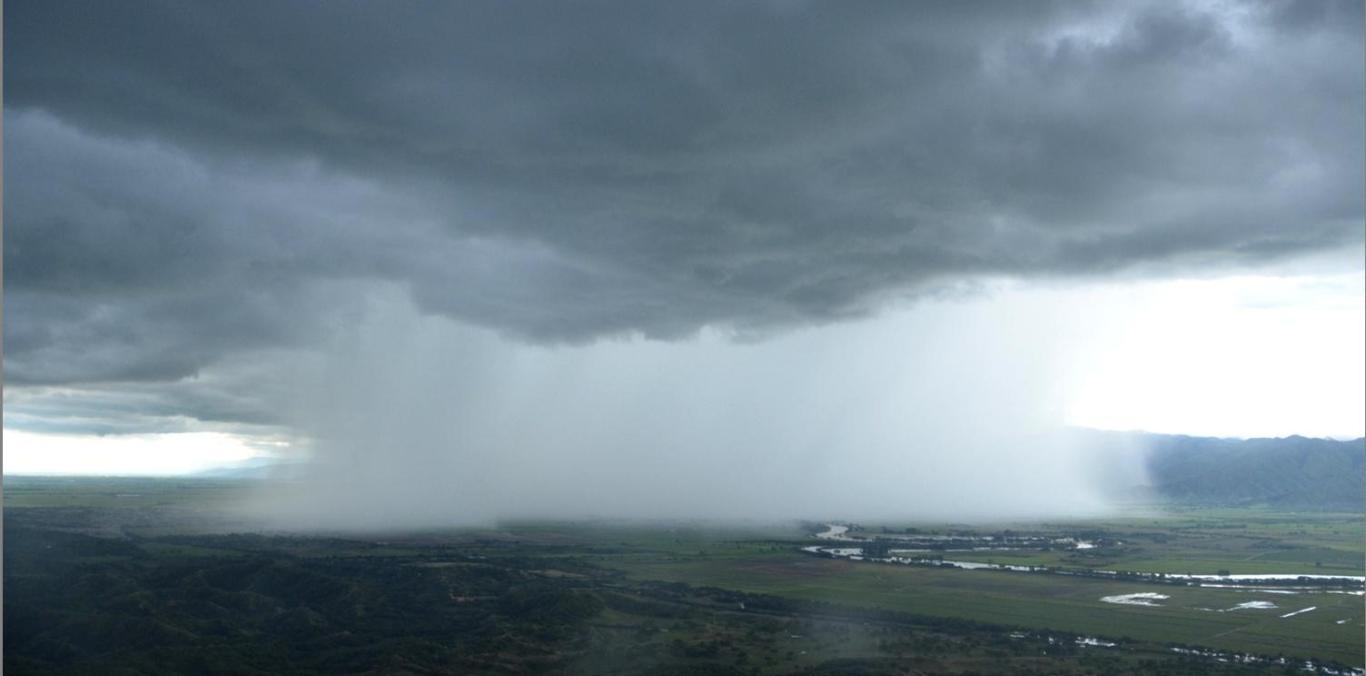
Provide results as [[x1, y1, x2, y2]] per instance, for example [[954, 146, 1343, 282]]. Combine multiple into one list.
[[1066, 273, 1366, 439], [2, 429, 265, 476]]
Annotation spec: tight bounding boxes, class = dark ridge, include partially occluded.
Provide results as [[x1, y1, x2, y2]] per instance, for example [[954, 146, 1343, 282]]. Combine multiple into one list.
[[1143, 434, 1365, 510]]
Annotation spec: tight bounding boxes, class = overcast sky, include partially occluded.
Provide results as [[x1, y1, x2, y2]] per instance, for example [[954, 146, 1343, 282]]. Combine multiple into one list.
[[3, 2, 1363, 518]]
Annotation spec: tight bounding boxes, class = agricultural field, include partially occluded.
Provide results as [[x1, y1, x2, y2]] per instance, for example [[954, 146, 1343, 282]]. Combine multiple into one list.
[[937, 510, 1365, 576], [605, 548, 1362, 666]]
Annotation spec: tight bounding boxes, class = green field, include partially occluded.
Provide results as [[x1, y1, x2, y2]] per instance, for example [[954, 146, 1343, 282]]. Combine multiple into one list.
[[514, 510, 1365, 667], [601, 550, 1362, 666], [880, 510, 1366, 577]]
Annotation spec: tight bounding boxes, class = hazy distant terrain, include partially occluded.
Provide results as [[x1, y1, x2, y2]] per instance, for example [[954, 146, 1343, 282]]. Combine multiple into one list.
[[202, 431, 1366, 511], [1143, 434, 1366, 510]]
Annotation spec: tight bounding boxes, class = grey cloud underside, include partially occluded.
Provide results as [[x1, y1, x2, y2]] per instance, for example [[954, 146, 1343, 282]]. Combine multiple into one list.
[[4, 0, 1363, 403]]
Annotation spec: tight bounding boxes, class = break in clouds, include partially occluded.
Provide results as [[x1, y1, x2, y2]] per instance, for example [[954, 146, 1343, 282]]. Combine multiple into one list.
[[4, 1, 1362, 525]]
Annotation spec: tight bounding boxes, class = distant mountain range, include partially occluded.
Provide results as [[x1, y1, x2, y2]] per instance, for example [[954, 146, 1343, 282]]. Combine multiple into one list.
[[1075, 430, 1365, 511], [191, 457, 301, 480], [1143, 433, 1365, 510]]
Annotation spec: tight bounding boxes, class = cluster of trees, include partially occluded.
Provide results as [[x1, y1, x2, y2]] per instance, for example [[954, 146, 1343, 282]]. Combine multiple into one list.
[[4, 526, 608, 674]]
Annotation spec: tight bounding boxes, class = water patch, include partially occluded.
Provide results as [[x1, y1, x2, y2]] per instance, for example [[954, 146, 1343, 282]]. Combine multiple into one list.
[[930, 559, 1034, 571], [1100, 592, 1169, 606], [1279, 606, 1316, 618], [806, 545, 1040, 572], [815, 524, 853, 541], [1200, 585, 1301, 594], [1164, 573, 1364, 583], [1222, 601, 1276, 611], [1092, 572, 1362, 591], [1075, 636, 1116, 647]]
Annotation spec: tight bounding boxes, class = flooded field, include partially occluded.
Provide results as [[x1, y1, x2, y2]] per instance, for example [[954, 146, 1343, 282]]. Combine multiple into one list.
[[1100, 592, 1170, 606]]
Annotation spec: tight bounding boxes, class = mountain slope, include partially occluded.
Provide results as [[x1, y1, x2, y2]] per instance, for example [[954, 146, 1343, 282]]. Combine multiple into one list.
[[1143, 434, 1365, 510]]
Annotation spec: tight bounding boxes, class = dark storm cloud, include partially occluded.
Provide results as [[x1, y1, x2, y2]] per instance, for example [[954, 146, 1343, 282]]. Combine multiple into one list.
[[4, 0, 1363, 414]]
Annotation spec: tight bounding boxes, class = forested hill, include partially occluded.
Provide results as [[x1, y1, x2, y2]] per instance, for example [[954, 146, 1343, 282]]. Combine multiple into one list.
[[1143, 434, 1365, 510]]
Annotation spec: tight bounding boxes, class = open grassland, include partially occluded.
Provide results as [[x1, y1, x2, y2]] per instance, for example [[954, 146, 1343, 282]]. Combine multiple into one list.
[[581, 510, 1363, 666], [603, 549, 1363, 667], [2, 476, 252, 510]]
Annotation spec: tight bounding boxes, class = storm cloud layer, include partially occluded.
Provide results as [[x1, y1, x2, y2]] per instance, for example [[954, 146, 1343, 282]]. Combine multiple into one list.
[[7, 1, 1363, 385], [4, 0, 1364, 505]]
